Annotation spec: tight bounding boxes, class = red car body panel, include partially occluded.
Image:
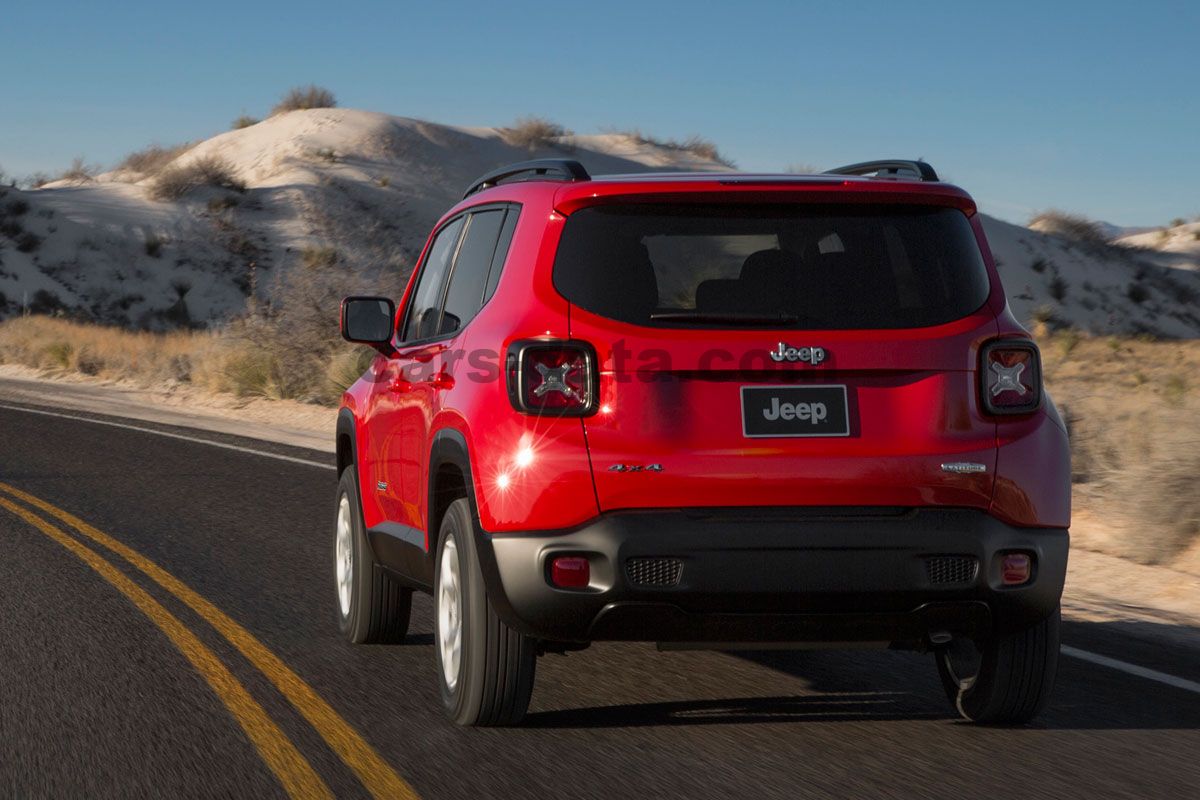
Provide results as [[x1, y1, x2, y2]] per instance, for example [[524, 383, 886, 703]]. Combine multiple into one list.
[[341, 174, 1070, 547]]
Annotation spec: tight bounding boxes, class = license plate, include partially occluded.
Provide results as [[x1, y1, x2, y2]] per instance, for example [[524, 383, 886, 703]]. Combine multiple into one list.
[[740, 385, 850, 438]]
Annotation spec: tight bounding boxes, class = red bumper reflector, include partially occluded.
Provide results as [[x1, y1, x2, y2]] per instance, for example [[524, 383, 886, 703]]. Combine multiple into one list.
[[550, 556, 590, 589], [1001, 553, 1032, 585]]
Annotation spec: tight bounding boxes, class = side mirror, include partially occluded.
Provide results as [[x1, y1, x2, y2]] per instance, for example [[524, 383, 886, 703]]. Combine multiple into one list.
[[340, 296, 396, 351]]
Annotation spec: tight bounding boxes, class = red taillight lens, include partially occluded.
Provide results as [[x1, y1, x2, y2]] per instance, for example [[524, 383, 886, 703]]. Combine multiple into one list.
[[506, 341, 597, 416], [1001, 552, 1033, 585], [550, 556, 590, 589], [982, 340, 1042, 415]]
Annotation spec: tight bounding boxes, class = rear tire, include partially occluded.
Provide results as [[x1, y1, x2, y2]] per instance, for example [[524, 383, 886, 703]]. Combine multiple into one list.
[[435, 497, 537, 726], [936, 606, 1060, 724], [334, 467, 412, 644]]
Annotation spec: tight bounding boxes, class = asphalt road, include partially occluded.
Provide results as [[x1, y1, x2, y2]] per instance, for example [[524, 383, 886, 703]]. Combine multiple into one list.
[[1, 402, 1198, 799]]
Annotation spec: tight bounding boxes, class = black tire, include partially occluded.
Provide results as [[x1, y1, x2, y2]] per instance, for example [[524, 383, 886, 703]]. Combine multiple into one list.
[[936, 606, 1060, 724], [434, 497, 536, 726], [334, 466, 412, 644]]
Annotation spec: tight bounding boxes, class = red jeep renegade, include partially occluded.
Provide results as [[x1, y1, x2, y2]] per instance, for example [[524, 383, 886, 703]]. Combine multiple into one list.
[[336, 159, 1070, 727]]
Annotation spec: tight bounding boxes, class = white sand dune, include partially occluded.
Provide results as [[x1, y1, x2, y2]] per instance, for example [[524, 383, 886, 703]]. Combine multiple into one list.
[[2, 108, 1197, 335]]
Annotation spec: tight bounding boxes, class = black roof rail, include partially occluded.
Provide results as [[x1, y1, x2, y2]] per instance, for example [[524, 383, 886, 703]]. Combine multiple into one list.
[[823, 160, 939, 182], [463, 159, 591, 198]]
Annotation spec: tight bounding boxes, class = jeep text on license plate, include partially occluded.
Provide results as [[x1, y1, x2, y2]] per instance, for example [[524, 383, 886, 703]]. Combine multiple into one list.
[[740, 385, 851, 438]]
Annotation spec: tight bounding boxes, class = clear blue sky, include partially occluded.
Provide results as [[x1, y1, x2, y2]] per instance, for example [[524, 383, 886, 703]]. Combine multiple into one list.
[[2, 0, 1196, 226]]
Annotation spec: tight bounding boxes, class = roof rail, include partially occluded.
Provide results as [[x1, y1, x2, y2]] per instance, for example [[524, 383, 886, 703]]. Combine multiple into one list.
[[463, 159, 591, 198], [824, 160, 939, 182]]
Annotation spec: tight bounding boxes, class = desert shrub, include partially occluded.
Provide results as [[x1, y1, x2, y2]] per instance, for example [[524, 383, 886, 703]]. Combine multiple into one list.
[[1029, 210, 1110, 248], [150, 155, 245, 201], [506, 116, 569, 150], [1030, 257, 1047, 274], [271, 85, 337, 115], [144, 234, 163, 258], [28, 173, 51, 189], [1194, 231, 1200, 241], [44, 340, 73, 368], [301, 245, 338, 270], [58, 157, 98, 183], [1170, 217, 1186, 228], [29, 289, 64, 313], [313, 147, 338, 163], [619, 129, 735, 167], [1049, 276, 1069, 302], [221, 244, 402, 402], [207, 194, 240, 213], [6, 199, 29, 216], [1126, 282, 1150, 304], [16, 232, 41, 252], [0, 219, 22, 239], [118, 143, 191, 176], [1057, 327, 1081, 357], [231, 115, 260, 130], [1165, 374, 1188, 406], [73, 345, 105, 375]]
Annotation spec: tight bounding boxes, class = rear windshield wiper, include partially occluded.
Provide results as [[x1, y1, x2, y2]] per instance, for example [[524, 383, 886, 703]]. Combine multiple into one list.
[[649, 311, 800, 326]]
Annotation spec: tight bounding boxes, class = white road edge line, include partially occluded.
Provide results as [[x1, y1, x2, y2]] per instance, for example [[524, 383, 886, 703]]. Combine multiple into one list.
[[1062, 645, 1200, 694], [0, 403, 335, 471], [7, 404, 1200, 694]]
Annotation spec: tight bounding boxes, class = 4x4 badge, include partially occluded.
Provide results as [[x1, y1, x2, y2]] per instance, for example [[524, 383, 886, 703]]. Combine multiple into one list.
[[769, 342, 827, 365]]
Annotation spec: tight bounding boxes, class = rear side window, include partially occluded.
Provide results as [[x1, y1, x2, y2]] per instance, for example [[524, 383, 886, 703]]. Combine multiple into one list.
[[403, 217, 464, 341], [552, 204, 990, 329], [440, 209, 506, 336], [483, 209, 519, 304]]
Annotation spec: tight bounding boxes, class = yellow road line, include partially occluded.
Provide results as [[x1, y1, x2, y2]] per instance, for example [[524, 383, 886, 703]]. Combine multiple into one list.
[[0, 496, 332, 800], [0, 482, 419, 800]]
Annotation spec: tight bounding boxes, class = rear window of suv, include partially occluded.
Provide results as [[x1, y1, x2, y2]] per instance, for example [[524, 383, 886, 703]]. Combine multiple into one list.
[[552, 204, 991, 329]]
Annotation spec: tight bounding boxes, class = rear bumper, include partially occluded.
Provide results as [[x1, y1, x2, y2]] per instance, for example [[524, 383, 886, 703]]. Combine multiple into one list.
[[472, 508, 1068, 646]]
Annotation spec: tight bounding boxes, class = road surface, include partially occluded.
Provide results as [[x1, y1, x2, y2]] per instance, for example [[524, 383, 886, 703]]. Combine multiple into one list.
[[1, 402, 1198, 798]]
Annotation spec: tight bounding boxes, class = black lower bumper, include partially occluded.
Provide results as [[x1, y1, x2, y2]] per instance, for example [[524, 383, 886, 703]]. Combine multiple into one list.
[[473, 508, 1068, 646]]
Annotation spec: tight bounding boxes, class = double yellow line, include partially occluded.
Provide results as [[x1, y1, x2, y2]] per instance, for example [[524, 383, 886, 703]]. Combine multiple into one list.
[[0, 481, 420, 800]]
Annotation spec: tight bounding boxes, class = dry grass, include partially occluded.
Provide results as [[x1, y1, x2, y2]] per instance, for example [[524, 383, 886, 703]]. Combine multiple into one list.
[[231, 115, 260, 130], [0, 316, 226, 388], [1043, 332, 1200, 566], [3, 312, 1196, 568], [1029, 209, 1111, 248], [58, 157, 99, 184], [150, 155, 246, 201], [617, 129, 735, 167], [271, 85, 337, 115], [118, 143, 192, 176], [505, 117, 570, 150]]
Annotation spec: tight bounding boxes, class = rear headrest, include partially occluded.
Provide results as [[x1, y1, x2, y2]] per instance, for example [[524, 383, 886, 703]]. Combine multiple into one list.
[[566, 238, 658, 321], [739, 249, 803, 286]]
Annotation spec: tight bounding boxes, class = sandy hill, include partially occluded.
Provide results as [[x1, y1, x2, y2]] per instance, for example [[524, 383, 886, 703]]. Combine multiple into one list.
[[1, 107, 1197, 336]]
